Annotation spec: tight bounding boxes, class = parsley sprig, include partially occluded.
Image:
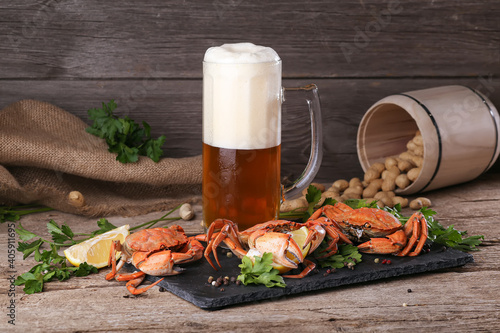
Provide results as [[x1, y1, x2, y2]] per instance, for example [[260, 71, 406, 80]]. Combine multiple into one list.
[[86, 100, 166, 163], [314, 243, 362, 269], [390, 205, 484, 252], [1, 205, 53, 223], [237, 253, 286, 288], [14, 221, 101, 294], [14, 205, 183, 294]]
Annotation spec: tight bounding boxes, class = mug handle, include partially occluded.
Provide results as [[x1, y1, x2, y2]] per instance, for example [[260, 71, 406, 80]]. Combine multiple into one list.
[[282, 84, 323, 199]]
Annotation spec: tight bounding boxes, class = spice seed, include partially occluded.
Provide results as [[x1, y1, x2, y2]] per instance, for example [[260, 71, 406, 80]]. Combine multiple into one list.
[[407, 288, 412, 293]]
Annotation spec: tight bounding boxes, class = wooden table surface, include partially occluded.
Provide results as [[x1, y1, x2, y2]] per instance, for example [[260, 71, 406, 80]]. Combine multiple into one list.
[[1, 173, 499, 333]]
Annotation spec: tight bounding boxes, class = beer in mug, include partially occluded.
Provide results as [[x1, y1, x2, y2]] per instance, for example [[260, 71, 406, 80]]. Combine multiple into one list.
[[202, 43, 322, 230]]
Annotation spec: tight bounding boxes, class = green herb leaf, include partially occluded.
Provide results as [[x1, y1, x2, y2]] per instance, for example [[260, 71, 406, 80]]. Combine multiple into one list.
[[423, 208, 484, 251], [322, 197, 337, 207], [237, 253, 286, 288], [140, 136, 166, 163], [0, 209, 20, 223], [315, 243, 362, 269], [17, 239, 43, 260], [1, 205, 53, 224], [16, 223, 39, 241], [302, 185, 322, 220], [15, 272, 35, 286], [47, 220, 78, 245], [86, 100, 165, 163], [91, 218, 117, 236], [23, 277, 44, 294], [73, 262, 99, 277], [343, 198, 378, 209], [305, 185, 322, 208]]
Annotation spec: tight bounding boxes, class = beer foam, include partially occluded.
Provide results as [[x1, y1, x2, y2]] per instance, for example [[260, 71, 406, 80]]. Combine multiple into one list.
[[204, 42, 280, 64], [203, 43, 282, 150]]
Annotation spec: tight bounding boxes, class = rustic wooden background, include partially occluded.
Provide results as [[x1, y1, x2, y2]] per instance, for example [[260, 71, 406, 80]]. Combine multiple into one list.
[[1, 0, 499, 183]]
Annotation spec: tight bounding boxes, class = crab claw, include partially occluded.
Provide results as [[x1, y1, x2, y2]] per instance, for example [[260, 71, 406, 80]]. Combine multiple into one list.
[[357, 230, 407, 254], [249, 231, 304, 269]]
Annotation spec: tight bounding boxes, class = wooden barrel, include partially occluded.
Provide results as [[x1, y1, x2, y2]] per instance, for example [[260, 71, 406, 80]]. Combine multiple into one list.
[[357, 85, 500, 194]]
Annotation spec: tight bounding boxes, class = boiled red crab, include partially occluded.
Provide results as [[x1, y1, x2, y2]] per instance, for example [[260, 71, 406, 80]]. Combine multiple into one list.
[[310, 202, 428, 256], [106, 225, 204, 295], [199, 202, 428, 280], [198, 218, 348, 278]]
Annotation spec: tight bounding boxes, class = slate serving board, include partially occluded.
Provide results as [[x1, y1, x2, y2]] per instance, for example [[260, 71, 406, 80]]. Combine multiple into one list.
[[125, 242, 473, 310]]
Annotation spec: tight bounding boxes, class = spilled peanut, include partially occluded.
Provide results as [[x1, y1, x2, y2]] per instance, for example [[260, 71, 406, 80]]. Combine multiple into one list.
[[68, 191, 85, 208], [279, 130, 432, 213], [180, 203, 194, 220]]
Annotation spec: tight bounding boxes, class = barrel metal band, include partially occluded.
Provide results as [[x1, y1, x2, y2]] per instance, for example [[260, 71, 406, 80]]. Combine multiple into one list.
[[464, 86, 499, 174], [396, 93, 442, 193]]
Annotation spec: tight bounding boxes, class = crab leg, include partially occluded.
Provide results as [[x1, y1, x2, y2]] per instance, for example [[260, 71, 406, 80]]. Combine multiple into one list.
[[106, 240, 126, 280], [283, 259, 317, 279], [126, 274, 164, 295], [133, 250, 185, 276], [176, 237, 205, 264], [205, 232, 247, 269], [357, 229, 407, 254], [309, 206, 353, 244], [204, 219, 246, 270], [115, 271, 147, 281], [398, 212, 428, 256], [318, 227, 341, 258], [113, 270, 165, 295], [306, 216, 351, 259]]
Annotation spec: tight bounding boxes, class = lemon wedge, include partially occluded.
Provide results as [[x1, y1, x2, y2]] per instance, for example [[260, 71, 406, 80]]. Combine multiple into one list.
[[64, 224, 130, 268], [245, 226, 311, 274]]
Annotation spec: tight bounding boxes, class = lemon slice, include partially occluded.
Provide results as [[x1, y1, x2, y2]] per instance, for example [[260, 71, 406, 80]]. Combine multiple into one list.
[[246, 226, 311, 274], [64, 224, 130, 268]]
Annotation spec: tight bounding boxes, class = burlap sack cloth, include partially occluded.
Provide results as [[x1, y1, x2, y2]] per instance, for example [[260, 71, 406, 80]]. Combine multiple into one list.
[[0, 100, 202, 217]]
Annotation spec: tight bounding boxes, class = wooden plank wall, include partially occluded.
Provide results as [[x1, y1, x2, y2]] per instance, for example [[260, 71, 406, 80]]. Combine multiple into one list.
[[1, 0, 499, 183]]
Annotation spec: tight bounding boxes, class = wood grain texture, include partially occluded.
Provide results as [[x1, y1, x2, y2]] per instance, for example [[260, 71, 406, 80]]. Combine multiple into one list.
[[0, 0, 499, 79], [1, 0, 500, 184], [1, 77, 499, 183], [1, 2, 500, 331], [1, 173, 499, 332]]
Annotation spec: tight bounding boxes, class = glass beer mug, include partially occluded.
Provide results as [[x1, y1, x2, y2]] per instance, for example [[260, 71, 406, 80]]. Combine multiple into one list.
[[202, 43, 322, 230]]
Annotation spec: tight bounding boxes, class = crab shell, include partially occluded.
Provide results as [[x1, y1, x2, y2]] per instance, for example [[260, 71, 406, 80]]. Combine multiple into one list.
[[333, 207, 402, 242], [122, 225, 189, 257]]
